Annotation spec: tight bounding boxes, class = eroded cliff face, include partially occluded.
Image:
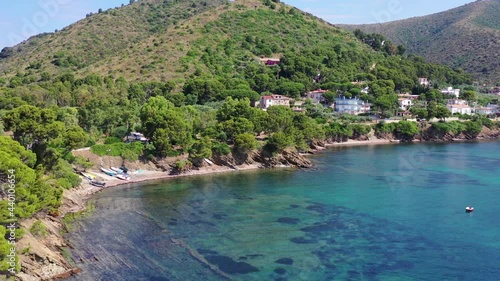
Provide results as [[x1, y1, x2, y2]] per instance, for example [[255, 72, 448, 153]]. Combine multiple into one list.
[[17, 185, 97, 281], [421, 125, 500, 142]]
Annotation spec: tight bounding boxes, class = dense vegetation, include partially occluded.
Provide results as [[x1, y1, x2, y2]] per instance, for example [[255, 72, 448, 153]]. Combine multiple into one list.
[[341, 0, 500, 85], [0, 0, 493, 275]]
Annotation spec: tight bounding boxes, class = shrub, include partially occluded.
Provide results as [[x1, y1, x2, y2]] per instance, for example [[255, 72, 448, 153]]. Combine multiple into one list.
[[30, 220, 47, 238], [104, 136, 122, 144], [394, 121, 419, 140], [463, 121, 482, 136], [349, 124, 371, 139], [212, 141, 231, 156], [73, 156, 93, 170], [234, 133, 257, 154], [52, 159, 81, 189], [265, 132, 293, 153], [173, 159, 192, 173], [374, 121, 396, 137], [112, 126, 129, 138]]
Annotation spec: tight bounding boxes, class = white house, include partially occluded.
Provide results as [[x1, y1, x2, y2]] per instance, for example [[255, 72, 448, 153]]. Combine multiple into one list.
[[447, 104, 472, 115], [334, 96, 371, 115], [361, 86, 370, 94], [418, 78, 430, 87], [441, 87, 460, 98], [447, 99, 468, 105], [260, 94, 291, 110], [398, 98, 412, 110], [306, 89, 328, 104]]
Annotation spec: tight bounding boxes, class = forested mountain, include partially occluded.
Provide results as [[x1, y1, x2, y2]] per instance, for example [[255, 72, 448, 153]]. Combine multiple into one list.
[[340, 0, 500, 85], [0, 0, 482, 275]]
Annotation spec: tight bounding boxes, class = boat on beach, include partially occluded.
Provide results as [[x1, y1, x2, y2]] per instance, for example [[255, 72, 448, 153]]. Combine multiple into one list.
[[100, 167, 116, 176], [80, 172, 95, 180], [110, 167, 125, 174], [116, 174, 130, 181], [89, 180, 106, 187]]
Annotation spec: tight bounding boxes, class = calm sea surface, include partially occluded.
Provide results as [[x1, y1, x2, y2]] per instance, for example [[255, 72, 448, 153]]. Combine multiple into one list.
[[67, 141, 500, 281]]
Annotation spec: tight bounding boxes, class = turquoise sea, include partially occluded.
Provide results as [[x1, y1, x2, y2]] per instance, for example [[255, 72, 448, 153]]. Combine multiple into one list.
[[67, 141, 500, 281]]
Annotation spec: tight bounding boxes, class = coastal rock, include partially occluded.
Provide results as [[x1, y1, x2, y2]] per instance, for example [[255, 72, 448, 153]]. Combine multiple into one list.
[[17, 218, 76, 281], [254, 148, 313, 168]]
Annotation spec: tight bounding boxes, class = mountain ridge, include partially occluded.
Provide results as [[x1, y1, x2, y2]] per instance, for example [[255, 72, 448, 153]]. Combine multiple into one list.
[[339, 0, 500, 85]]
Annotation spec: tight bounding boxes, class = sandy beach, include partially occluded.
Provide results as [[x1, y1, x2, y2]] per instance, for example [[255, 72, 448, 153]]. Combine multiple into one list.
[[76, 138, 404, 199], [72, 163, 266, 207]]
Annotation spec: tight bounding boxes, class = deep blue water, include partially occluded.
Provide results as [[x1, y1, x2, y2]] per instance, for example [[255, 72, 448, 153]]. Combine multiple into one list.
[[67, 141, 500, 281]]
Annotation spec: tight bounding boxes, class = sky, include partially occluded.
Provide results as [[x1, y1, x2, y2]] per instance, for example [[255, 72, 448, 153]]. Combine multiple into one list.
[[0, 0, 476, 49]]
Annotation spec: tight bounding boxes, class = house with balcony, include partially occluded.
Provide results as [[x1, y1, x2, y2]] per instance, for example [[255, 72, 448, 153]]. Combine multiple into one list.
[[334, 96, 371, 115], [398, 98, 412, 110], [440, 87, 460, 98], [260, 94, 291, 110]]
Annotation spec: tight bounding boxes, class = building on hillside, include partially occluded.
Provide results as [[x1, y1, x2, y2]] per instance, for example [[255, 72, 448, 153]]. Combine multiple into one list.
[[475, 104, 497, 115], [398, 93, 420, 100], [126, 132, 149, 143], [306, 89, 328, 104], [446, 104, 472, 115], [397, 110, 412, 117], [447, 99, 468, 105], [361, 86, 370, 94], [334, 96, 371, 115], [292, 100, 306, 112], [475, 107, 496, 115], [440, 87, 460, 98], [398, 98, 413, 110], [260, 94, 291, 110], [259, 57, 280, 66], [489, 87, 500, 95], [418, 78, 430, 87]]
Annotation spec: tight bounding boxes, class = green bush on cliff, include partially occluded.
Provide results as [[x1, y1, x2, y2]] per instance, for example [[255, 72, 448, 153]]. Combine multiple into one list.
[[432, 121, 465, 136], [463, 121, 483, 136], [395, 121, 419, 140], [349, 124, 372, 139], [374, 121, 396, 137], [29, 220, 47, 238]]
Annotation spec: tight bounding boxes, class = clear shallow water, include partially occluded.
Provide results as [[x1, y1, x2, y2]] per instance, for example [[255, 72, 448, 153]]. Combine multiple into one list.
[[67, 142, 500, 281]]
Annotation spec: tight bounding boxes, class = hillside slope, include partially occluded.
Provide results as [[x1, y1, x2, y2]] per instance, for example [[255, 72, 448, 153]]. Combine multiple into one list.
[[340, 0, 500, 85], [0, 0, 470, 88], [0, 0, 227, 80]]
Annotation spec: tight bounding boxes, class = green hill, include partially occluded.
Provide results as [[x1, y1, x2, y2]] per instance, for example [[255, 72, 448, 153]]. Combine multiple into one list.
[[340, 0, 500, 85], [0, 0, 470, 87]]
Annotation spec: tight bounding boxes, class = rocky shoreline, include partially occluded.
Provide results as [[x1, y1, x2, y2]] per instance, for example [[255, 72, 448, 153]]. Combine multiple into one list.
[[15, 149, 311, 281], [14, 127, 500, 280]]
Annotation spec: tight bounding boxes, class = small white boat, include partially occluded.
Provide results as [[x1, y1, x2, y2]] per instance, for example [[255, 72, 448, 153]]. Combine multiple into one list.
[[116, 174, 130, 181], [465, 206, 474, 213], [110, 167, 125, 174], [100, 167, 116, 176]]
